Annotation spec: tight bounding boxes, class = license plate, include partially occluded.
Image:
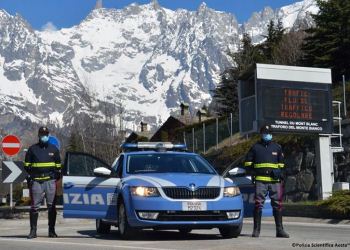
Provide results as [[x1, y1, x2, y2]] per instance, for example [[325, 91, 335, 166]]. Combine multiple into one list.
[[182, 201, 207, 211]]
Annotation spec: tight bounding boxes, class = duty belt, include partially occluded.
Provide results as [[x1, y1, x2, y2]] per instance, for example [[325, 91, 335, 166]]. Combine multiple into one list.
[[31, 173, 52, 181], [254, 168, 273, 177]]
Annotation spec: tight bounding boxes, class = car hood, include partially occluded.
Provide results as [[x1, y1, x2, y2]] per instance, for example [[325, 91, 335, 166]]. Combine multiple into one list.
[[123, 173, 234, 188]]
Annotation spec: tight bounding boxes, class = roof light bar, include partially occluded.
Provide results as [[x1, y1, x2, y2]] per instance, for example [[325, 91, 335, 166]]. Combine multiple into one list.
[[121, 142, 187, 151]]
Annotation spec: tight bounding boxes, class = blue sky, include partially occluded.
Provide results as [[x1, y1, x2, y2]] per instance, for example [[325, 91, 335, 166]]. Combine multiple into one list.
[[0, 0, 300, 30]]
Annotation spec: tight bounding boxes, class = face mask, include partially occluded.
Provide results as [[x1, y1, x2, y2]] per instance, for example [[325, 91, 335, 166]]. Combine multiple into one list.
[[262, 133, 272, 142], [40, 135, 49, 143]]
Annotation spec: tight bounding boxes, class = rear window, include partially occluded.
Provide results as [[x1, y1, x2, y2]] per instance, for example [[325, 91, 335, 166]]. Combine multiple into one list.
[[127, 153, 216, 174]]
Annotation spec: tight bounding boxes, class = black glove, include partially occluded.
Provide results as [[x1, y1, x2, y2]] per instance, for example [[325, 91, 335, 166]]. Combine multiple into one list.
[[26, 175, 33, 187], [54, 170, 62, 180], [271, 169, 284, 180]]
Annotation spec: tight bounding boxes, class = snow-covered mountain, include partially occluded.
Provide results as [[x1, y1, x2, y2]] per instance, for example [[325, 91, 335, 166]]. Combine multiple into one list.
[[0, 0, 318, 133]]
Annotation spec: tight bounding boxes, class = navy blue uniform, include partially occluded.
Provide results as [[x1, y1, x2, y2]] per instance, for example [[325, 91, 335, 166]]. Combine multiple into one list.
[[24, 142, 61, 182], [244, 140, 285, 210], [24, 141, 61, 238]]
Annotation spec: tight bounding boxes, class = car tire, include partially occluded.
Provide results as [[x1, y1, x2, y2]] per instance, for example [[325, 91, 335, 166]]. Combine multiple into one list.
[[178, 228, 192, 234], [219, 223, 242, 238], [118, 201, 135, 240], [96, 219, 111, 234]]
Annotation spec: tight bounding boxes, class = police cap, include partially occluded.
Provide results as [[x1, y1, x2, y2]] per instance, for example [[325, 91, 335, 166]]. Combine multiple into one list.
[[38, 126, 49, 136], [260, 125, 271, 134]]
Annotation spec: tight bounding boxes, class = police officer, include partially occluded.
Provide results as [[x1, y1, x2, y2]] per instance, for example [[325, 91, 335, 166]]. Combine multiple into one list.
[[24, 126, 61, 239], [244, 125, 289, 238]]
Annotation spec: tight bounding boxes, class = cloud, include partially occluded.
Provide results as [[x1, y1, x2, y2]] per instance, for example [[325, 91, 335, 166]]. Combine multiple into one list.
[[41, 22, 57, 32]]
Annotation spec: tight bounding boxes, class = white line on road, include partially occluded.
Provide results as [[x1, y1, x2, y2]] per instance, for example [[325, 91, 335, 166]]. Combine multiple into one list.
[[244, 220, 350, 228], [0, 238, 176, 250]]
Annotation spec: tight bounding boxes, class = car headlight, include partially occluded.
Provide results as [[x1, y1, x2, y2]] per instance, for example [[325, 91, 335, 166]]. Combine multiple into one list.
[[224, 186, 240, 197], [130, 187, 160, 197]]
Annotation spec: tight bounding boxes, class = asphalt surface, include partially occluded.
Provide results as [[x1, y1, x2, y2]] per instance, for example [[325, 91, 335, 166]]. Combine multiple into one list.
[[0, 215, 349, 250]]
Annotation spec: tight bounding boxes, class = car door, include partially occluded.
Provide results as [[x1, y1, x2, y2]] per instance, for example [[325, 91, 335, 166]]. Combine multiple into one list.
[[63, 152, 120, 219], [222, 159, 273, 217]]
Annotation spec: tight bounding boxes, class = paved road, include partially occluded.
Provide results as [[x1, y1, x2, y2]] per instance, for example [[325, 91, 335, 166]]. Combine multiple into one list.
[[0, 216, 349, 250]]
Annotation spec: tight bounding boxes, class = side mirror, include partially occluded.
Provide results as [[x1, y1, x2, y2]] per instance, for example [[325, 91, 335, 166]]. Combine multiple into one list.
[[94, 167, 111, 177], [228, 167, 246, 176]]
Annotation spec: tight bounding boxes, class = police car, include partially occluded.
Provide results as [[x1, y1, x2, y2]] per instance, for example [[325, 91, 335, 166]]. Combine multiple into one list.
[[63, 142, 243, 239]]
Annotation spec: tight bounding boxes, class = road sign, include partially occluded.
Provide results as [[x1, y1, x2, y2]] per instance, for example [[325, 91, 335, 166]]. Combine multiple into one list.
[[1, 161, 27, 183], [1, 135, 21, 157]]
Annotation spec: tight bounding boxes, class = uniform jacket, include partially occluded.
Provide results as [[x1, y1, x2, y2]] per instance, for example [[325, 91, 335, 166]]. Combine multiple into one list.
[[24, 142, 61, 181], [244, 140, 285, 182]]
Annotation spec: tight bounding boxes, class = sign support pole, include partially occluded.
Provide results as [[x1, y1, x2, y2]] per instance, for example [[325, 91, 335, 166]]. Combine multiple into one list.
[[315, 135, 334, 200], [9, 183, 13, 208]]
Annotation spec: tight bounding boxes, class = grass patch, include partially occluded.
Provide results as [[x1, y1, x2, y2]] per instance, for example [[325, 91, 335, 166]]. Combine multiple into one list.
[[316, 190, 350, 219]]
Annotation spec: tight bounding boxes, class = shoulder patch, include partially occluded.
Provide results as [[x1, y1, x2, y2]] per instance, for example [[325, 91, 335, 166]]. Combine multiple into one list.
[[272, 152, 278, 156]]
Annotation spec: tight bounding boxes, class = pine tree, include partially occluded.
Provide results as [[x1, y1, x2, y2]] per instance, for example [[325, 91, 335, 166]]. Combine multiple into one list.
[[302, 0, 350, 82], [211, 34, 263, 116], [260, 19, 285, 63]]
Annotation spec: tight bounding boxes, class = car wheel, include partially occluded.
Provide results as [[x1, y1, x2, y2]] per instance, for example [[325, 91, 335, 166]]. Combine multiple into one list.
[[178, 228, 192, 234], [96, 219, 111, 234], [219, 223, 242, 238], [118, 201, 135, 240]]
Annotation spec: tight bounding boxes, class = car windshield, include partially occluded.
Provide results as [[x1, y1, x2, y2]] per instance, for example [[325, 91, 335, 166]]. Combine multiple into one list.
[[127, 153, 216, 174]]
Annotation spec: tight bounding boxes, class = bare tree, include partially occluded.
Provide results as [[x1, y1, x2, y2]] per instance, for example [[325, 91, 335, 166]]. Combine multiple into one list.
[[272, 30, 306, 66]]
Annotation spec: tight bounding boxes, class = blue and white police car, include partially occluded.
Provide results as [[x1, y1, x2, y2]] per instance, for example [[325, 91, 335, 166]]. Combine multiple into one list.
[[63, 142, 243, 239]]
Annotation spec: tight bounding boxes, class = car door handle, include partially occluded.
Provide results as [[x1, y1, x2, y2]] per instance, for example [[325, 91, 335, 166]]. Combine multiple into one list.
[[64, 182, 74, 189]]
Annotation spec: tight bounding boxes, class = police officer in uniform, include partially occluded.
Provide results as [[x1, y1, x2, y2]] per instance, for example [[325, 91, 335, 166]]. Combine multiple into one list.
[[244, 125, 289, 238], [24, 127, 61, 239]]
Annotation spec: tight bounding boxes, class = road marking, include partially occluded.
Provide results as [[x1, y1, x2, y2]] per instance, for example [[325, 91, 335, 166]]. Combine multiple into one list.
[[0, 238, 176, 250], [244, 220, 350, 228]]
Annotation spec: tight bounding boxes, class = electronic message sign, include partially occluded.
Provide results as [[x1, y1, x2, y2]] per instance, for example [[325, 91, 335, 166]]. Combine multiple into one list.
[[239, 64, 333, 134], [258, 80, 332, 134]]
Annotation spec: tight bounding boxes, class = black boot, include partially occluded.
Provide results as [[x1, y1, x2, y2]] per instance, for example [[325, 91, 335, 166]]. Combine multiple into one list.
[[252, 209, 262, 237], [27, 211, 38, 239], [273, 210, 289, 238], [48, 208, 58, 238]]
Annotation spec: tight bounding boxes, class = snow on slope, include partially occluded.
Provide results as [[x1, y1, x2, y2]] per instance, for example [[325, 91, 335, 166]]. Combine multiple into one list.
[[0, 0, 318, 132]]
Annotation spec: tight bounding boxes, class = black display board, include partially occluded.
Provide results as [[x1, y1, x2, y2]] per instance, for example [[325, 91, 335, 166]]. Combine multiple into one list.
[[257, 79, 333, 134]]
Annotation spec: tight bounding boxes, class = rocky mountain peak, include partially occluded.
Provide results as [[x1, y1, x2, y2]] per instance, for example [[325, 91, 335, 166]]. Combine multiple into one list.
[[0, 0, 319, 134]]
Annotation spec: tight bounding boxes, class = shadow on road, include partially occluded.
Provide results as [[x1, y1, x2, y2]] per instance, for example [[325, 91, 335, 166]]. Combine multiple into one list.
[[77, 229, 225, 241]]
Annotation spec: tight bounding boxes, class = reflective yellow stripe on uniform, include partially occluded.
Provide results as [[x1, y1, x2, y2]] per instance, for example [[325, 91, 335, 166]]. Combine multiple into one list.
[[244, 162, 253, 167], [24, 162, 31, 167], [255, 176, 279, 182], [31, 162, 56, 168], [254, 163, 279, 169], [278, 163, 285, 168], [34, 176, 51, 180], [55, 164, 62, 168]]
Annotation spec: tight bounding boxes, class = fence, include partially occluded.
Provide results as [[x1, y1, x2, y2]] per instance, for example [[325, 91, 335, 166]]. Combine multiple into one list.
[[175, 114, 239, 154]]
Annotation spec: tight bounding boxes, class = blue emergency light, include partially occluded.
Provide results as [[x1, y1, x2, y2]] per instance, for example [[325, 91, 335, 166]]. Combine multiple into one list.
[[121, 142, 187, 152]]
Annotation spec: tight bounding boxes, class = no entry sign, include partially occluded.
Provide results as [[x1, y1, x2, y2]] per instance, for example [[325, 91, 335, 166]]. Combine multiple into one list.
[[1, 135, 21, 157]]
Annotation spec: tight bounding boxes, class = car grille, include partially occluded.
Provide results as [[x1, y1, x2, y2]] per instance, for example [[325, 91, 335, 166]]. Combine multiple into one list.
[[162, 187, 220, 199], [157, 211, 229, 221]]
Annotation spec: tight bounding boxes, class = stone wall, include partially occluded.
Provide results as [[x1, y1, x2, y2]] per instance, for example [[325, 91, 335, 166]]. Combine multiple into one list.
[[283, 141, 318, 201], [282, 119, 350, 202]]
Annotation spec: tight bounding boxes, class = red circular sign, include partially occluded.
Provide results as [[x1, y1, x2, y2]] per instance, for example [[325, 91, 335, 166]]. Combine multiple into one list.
[[1, 135, 21, 156]]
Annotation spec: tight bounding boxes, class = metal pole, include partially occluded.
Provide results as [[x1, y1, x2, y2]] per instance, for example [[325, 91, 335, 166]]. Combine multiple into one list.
[[10, 183, 13, 208], [230, 113, 233, 145], [192, 128, 195, 152], [343, 75, 347, 117], [203, 123, 206, 153], [216, 117, 219, 149]]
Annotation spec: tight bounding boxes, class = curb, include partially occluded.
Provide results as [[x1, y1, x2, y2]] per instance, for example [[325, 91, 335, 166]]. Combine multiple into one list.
[[0, 206, 63, 219]]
